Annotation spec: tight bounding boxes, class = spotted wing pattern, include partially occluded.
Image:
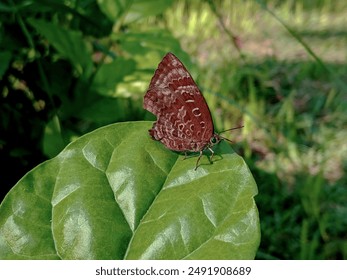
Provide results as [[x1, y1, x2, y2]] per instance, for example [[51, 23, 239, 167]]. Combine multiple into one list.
[[143, 53, 214, 152]]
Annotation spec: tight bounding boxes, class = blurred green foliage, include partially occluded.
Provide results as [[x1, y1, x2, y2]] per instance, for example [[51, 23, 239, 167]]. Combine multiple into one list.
[[0, 0, 181, 192], [0, 0, 346, 259]]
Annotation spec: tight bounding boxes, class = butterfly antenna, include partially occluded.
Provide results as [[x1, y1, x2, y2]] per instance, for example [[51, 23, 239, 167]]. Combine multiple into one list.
[[219, 125, 244, 134], [218, 125, 244, 143]]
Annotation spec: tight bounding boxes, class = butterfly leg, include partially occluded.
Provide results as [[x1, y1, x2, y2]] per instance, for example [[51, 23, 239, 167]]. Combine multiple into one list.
[[183, 152, 188, 160], [194, 150, 203, 171], [208, 147, 215, 163]]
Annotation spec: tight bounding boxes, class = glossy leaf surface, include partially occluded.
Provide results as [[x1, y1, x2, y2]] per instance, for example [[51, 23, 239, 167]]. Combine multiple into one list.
[[0, 122, 260, 259]]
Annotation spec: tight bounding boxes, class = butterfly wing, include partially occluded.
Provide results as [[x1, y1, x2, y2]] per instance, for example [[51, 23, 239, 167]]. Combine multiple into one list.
[[143, 53, 214, 152]]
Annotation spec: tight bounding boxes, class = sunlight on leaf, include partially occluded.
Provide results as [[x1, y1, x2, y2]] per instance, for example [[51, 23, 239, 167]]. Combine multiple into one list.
[[0, 122, 259, 259]]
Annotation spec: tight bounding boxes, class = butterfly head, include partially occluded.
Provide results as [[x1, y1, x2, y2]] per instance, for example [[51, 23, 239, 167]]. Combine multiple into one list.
[[209, 133, 222, 147], [210, 125, 244, 148]]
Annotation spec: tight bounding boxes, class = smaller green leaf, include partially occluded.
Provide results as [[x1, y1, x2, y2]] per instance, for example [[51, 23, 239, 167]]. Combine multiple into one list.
[[124, 0, 174, 23], [116, 31, 183, 59], [97, 0, 174, 23], [97, 0, 131, 22], [0, 51, 11, 78], [91, 57, 136, 96], [77, 96, 140, 124], [28, 18, 93, 77], [43, 115, 65, 158]]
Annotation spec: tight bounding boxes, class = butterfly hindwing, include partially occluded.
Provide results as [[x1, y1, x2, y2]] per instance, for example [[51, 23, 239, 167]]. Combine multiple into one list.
[[143, 53, 214, 152]]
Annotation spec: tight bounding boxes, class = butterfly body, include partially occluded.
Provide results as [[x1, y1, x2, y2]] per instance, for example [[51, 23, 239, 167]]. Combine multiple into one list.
[[144, 53, 222, 169]]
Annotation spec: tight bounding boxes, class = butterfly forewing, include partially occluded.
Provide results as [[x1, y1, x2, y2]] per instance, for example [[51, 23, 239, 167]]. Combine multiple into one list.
[[144, 53, 214, 152]]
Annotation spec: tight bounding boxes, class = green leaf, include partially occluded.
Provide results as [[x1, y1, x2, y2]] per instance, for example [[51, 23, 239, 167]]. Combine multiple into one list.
[[77, 96, 141, 124], [97, 0, 131, 22], [97, 0, 174, 23], [43, 115, 65, 158], [0, 51, 12, 79], [28, 18, 93, 77], [124, 0, 174, 23], [116, 31, 184, 58], [0, 122, 259, 259], [91, 57, 136, 96]]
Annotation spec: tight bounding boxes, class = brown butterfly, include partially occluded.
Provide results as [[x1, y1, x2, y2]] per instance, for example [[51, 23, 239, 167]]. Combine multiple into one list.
[[144, 53, 242, 170]]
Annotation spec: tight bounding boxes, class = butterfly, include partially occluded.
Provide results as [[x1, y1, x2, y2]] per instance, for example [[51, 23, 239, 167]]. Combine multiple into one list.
[[143, 53, 242, 170]]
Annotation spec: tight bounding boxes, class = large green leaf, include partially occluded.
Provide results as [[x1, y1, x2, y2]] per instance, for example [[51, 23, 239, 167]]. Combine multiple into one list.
[[0, 122, 260, 259]]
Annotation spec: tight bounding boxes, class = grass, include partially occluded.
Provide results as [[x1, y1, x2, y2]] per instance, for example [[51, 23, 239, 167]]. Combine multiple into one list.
[[160, 0, 347, 259]]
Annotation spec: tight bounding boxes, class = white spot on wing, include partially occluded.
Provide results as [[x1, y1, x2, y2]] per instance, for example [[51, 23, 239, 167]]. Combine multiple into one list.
[[192, 108, 201, 117]]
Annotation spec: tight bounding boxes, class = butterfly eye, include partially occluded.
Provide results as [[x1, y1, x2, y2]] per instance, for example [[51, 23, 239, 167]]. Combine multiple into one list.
[[210, 137, 217, 144]]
